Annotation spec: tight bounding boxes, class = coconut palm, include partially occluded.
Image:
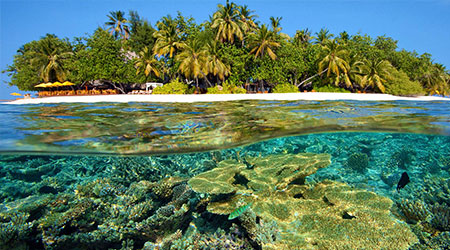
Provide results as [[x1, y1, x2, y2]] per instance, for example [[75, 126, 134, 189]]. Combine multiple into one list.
[[353, 58, 393, 93], [205, 39, 230, 81], [211, 0, 243, 44], [238, 5, 258, 34], [248, 24, 281, 60], [318, 39, 351, 87], [293, 29, 312, 47], [315, 28, 333, 45], [31, 35, 73, 82], [270, 16, 282, 34], [105, 11, 130, 40], [176, 39, 209, 88], [420, 64, 450, 96], [135, 46, 160, 81], [153, 15, 184, 58], [338, 31, 350, 44]]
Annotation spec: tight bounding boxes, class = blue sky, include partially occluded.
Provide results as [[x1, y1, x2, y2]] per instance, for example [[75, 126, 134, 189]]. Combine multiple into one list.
[[1, 0, 449, 100]]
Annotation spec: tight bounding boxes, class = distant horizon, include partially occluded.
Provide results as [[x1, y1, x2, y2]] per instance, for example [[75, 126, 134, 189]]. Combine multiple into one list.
[[1, 0, 449, 100]]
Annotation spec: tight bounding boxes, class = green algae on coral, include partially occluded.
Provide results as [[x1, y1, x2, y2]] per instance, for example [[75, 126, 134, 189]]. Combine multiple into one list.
[[188, 153, 418, 249]]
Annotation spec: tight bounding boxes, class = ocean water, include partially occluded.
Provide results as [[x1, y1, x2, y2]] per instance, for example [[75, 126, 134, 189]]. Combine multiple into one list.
[[0, 100, 449, 249]]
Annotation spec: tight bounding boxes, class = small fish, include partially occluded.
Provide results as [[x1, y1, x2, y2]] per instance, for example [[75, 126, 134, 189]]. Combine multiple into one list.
[[228, 203, 252, 220], [397, 172, 410, 192]]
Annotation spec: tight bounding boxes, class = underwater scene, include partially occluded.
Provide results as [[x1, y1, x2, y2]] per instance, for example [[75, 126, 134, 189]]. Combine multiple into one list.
[[0, 100, 449, 250]]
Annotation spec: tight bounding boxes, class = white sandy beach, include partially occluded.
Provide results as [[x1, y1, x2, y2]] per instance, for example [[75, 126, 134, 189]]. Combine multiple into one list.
[[4, 92, 450, 104]]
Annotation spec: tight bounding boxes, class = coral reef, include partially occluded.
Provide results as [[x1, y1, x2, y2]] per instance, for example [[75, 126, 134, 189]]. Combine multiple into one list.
[[346, 152, 369, 173], [409, 232, 450, 250], [430, 203, 450, 231], [388, 147, 416, 170], [1, 132, 449, 249], [397, 199, 431, 224], [0, 212, 32, 248], [419, 177, 450, 207], [189, 153, 418, 249]]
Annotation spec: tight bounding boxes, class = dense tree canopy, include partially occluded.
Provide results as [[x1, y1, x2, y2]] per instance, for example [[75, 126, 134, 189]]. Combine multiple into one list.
[[4, 1, 449, 96]]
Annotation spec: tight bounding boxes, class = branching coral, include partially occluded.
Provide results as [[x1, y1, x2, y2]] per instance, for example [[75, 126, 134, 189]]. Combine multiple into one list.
[[388, 147, 416, 170], [430, 203, 450, 231], [347, 152, 369, 173], [0, 212, 32, 247], [397, 199, 431, 223], [419, 177, 450, 207]]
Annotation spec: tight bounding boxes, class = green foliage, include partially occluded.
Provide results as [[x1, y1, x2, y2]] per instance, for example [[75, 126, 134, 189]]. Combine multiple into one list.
[[127, 11, 156, 53], [272, 83, 299, 93], [69, 28, 136, 84], [4, 7, 447, 96], [252, 55, 288, 86], [3, 34, 73, 91], [384, 69, 425, 96], [218, 44, 252, 84], [313, 85, 351, 93], [207, 81, 246, 94], [152, 79, 188, 94]]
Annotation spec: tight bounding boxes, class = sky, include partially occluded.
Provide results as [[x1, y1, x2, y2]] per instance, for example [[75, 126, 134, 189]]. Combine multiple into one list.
[[1, 0, 449, 100]]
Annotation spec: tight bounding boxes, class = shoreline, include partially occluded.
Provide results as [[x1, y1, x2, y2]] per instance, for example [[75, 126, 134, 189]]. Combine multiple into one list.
[[3, 92, 449, 104]]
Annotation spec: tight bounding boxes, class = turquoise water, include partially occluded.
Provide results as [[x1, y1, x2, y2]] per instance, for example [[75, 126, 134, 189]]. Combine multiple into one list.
[[0, 100, 449, 249]]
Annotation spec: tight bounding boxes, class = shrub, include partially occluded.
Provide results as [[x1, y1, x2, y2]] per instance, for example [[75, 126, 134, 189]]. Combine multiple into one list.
[[384, 69, 425, 96], [272, 83, 299, 93], [207, 85, 231, 94], [207, 81, 246, 94], [152, 79, 188, 94], [313, 85, 351, 93]]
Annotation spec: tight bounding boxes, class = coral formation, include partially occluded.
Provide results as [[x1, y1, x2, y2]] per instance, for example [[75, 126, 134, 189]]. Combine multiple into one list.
[[409, 232, 450, 250], [397, 199, 430, 224], [346, 152, 369, 173], [189, 153, 418, 249], [430, 203, 450, 231], [1, 132, 448, 249], [388, 147, 416, 170], [419, 177, 450, 207], [0, 212, 32, 248]]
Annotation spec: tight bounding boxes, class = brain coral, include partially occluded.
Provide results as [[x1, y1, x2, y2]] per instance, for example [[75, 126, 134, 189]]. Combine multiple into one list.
[[188, 153, 418, 250]]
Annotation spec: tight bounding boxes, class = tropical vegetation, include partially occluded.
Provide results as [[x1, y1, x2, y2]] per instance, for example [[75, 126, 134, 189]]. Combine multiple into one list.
[[3, 1, 449, 96]]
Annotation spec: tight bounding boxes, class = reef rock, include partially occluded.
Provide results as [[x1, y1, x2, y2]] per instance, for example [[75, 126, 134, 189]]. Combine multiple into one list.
[[188, 153, 418, 249]]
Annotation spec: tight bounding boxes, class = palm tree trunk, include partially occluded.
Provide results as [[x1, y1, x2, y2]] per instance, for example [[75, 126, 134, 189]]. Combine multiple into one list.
[[296, 68, 328, 87], [195, 77, 199, 93], [199, 71, 212, 87]]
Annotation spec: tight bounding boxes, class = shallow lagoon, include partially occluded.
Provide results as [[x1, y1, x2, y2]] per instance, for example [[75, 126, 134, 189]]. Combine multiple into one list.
[[0, 100, 449, 249]]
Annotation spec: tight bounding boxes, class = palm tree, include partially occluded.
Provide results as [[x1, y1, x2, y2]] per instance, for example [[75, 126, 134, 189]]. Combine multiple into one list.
[[270, 16, 282, 34], [105, 11, 130, 40], [315, 28, 333, 45], [31, 35, 73, 82], [135, 46, 160, 81], [353, 58, 393, 93], [338, 31, 350, 44], [318, 39, 351, 87], [420, 64, 450, 96], [211, 0, 243, 44], [238, 5, 258, 34], [293, 29, 312, 47], [176, 39, 209, 88], [153, 15, 184, 58], [248, 24, 281, 60], [205, 39, 230, 82]]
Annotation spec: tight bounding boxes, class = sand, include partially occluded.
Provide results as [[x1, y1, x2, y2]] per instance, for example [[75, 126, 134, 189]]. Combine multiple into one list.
[[3, 92, 449, 104]]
